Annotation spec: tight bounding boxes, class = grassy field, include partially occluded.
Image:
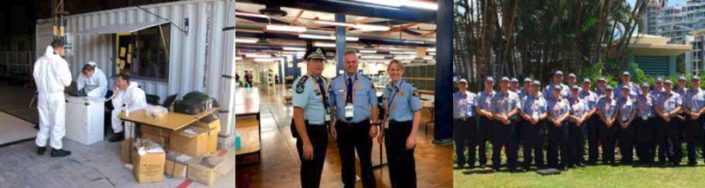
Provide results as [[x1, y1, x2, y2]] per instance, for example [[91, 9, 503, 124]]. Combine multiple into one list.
[[453, 164, 705, 188]]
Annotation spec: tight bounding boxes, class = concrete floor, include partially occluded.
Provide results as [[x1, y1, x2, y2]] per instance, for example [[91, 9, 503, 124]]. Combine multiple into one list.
[[0, 80, 235, 187], [236, 85, 453, 187]]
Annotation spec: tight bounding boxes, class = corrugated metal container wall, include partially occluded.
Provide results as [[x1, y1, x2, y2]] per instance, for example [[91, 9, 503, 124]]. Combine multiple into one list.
[[35, 0, 236, 136]]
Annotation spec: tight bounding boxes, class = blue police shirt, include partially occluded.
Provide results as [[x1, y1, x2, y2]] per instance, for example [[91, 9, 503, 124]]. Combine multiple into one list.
[[657, 91, 682, 116], [292, 75, 329, 125], [683, 88, 705, 113], [616, 82, 641, 98], [491, 91, 522, 120], [522, 94, 546, 120], [453, 90, 477, 119], [578, 89, 597, 111], [382, 79, 422, 122], [617, 96, 636, 122], [596, 96, 618, 120], [569, 98, 589, 118], [636, 94, 653, 119], [543, 83, 569, 100], [477, 90, 496, 115], [328, 73, 378, 123], [547, 98, 570, 120]]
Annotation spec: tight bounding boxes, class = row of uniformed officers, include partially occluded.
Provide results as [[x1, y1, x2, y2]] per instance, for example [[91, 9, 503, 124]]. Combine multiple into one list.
[[454, 70, 705, 172], [290, 47, 422, 188]]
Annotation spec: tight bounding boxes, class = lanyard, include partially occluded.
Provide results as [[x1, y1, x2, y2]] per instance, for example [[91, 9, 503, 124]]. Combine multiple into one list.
[[341, 73, 359, 103], [384, 80, 403, 121], [307, 74, 329, 113]]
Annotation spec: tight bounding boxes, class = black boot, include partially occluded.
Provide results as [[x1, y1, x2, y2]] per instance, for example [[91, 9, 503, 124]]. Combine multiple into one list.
[[108, 132, 124, 142], [37, 147, 46, 155], [50, 149, 71, 157]]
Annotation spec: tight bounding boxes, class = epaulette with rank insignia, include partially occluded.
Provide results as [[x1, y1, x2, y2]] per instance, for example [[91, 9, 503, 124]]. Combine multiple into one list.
[[295, 75, 308, 94]]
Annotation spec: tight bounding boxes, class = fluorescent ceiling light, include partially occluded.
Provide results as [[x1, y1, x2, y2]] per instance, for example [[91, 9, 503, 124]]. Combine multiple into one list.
[[254, 58, 282, 62], [361, 55, 386, 59], [423, 56, 434, 60], [245, 54, 272, 58], [314, 20, 354, 27], [359, 50, 377, 53], [354, 0, 403, 7], [235, 37, 258, 43], [299, 34, 359, 41], [266, 25, 307, 33], [283, 47, 307, 51], [427, 48, 436, 52], [235, 57, 242, 61], [429, 52, 436, 56], [313, 42, 336, 48], [235, 12, 270, 19], [390, 51, 417, 55], [406, 1, 438, 10], [353, 24, 390, 31]]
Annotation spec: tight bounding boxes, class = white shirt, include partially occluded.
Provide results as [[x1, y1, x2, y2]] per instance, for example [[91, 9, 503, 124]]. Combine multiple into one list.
[[77, 67, 108, 98], [33, 46, 72, 94], [112, 81, 148, 112]]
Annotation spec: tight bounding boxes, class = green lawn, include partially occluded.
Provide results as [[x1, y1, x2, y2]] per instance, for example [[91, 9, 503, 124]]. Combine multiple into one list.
[[454, 164, 705, 188]]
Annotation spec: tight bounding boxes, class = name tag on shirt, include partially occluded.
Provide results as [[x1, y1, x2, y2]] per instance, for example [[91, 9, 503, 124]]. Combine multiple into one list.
[[325, 113, 331, 121], [345, 104, 354, 119]]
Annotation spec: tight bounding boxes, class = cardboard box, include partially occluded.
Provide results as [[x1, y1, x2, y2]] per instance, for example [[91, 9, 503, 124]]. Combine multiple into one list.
[[120, 138, 134, 164], [131, 145, 166, 183], [164, 152, 193, 178], [187, 150, 236, 186], [169, 127, 208, 157], [194, 119, 221, 154], [140, 126, 169, 146]]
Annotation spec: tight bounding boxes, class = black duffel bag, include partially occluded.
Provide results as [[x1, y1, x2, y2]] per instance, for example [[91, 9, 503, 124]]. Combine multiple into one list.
[[173, 99, 203, 115]]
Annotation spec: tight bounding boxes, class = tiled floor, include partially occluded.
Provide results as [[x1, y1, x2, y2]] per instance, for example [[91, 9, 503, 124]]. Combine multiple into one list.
[[236, 85, 452, 188]]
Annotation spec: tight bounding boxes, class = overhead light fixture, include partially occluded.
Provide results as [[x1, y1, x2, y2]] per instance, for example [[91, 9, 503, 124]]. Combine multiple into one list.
[[390, 51, 417, 55], [283, 47, 307, 51], [313, 42, 336, 48], [266, 25, 307, 33], [235, 12, 270, 19], [361, 55, 386, 59], [314, 20, 353, 27], [254, 58, 282, 63], [245, 54, 272, 58], [429, 52, 436, 56], [406, 1, 438, 10], [235, 57, 242, 61], [235, 37, 259, 43], [359, 50, 377, 53], [354, 0, 403, 7], [353, 24, 390, 31], [427, 48, 436, 52], [299, 34, 359, 41], [423, 56, 434, 60]]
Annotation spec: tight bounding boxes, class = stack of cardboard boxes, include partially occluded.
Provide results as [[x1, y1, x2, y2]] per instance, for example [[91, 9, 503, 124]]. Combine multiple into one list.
[[120, 117, 233, 185]]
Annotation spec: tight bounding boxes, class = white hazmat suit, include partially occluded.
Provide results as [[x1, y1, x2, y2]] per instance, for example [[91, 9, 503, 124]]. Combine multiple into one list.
[[111, 81, 147, 133], [33, 46, 72, 149], [76, 61, 108, 98]]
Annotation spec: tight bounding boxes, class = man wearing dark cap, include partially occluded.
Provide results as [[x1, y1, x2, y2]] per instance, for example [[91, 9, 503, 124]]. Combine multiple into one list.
[[682, 75, 705, 166], [475, 76, 496, 169], [544, 70, 569, 100], [654, 79, 683, 166], [616, 71, 640, 99], [490, 77, 522, 172], [635, 82, 656, 166], [519, 80, 547, 170], [291, 47, 330, 188]]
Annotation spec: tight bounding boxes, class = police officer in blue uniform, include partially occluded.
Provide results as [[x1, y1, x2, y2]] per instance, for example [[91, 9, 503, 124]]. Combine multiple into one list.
[[617, 85, 637, 165], [544, 70, 569, 100], [546, 85, 570, 170], [378, 59, 422, 188], [476, 77, 496, 169], [616, 71, 641, 99], [682, 75, 705, 166], [654, 79, 683, 166], [597, 86, 618, 166], [568, 86, 590, 168], [519, 78, 533, 100], [650, 77, 668, 165], [635, 83, 655, 165], [328, 51, 378, 188], [578, 78, 599, 165], [490, 77, 522, 172], [519, 80, 547, 170], [453, 79, 478, 169], [291, 47, 331, 188]]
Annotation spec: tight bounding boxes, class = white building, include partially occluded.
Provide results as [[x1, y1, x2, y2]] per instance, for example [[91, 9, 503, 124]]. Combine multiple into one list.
[[642, 0, 664, 35]]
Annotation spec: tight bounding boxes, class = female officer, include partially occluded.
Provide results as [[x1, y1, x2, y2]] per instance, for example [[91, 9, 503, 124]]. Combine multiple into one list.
[[635, 83, 655, 165], [568, 86, 590, 168], [378, 59, 422, 188], [597, 86, 618, 166], [617, 85, 637, 165], [547, 85, 570, 170]]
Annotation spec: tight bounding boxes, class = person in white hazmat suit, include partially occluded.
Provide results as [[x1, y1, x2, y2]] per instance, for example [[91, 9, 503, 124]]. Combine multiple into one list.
[[33, 40, 72, 157], [76, 61, 108, 98], [108, 73, 147, 142]]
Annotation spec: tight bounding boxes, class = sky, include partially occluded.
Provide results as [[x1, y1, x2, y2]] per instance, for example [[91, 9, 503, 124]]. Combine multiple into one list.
[[627, 0, 688, 7]]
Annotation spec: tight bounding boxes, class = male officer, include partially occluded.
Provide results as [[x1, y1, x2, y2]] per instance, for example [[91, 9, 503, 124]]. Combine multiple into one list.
[[568, 86, 590, 167], [597, 86, 618, 166], [291, 47, 330, 188], [490, 77, 522, 172], [328, 51, 378, 188], [616, 71, 640, 99], [547, 85, 571, 170], [682, 75, 705, 166], [453, 79, 478, 169], [510, 78, 520, 94], [654, 80, 683, 166], [475, 77, 496, 169], [635, 83, 655, 166], [519, 78, 533, 100], [544, 70, 569, 100], [566, 73, 578, 97], [578, 78, 599, 165], [519, 80, 547, 170]]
